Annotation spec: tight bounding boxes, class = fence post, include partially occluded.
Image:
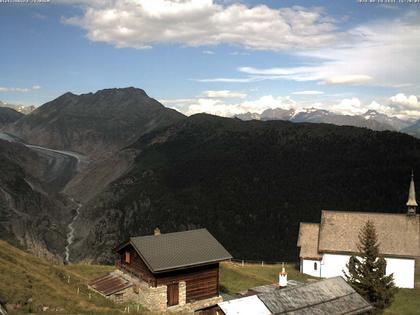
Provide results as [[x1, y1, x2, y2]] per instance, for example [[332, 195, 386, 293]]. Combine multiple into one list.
[[241, 260, 244, 267], [262, 261, 264, 267]]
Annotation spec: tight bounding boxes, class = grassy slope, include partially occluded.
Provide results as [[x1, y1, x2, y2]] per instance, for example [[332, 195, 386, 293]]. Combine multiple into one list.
[[219, 262, 314, 294], [1, 241, 418, 314], [219, 262, 420, 315], [0, 241, 150, 315]]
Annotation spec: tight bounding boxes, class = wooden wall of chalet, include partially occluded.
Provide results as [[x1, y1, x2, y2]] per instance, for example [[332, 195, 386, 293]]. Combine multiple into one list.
[[155, 264, 219, 303], [117, 245, 156, 286], [117, 244, 220, 303]]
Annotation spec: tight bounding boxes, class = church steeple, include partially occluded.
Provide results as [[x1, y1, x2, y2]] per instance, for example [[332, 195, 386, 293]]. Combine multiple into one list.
[[406, 171, 417, 216]]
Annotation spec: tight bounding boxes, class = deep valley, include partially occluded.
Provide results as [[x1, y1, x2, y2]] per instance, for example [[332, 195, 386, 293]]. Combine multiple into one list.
[[2, 87, 420, 265]]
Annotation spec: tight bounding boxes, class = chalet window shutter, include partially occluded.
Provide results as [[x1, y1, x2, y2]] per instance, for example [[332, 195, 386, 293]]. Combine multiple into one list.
[[125, 251, 131, 263]]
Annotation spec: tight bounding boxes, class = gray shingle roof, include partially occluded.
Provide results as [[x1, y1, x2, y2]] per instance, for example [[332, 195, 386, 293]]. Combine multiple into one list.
[[129, 228, 232, 273], [318, 210, 420, 257], [297, 223, 322, 260], [258, 277, 373, 315]]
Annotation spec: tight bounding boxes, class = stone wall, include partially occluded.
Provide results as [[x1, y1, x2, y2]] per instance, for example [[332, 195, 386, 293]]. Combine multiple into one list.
[[179, 281, 186, 306], [101, 270, 222, 313], [136, 280, 167, 312]]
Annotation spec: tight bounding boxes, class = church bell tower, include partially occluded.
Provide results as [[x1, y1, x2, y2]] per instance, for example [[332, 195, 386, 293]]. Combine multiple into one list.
[[406, 171, 418, 216]]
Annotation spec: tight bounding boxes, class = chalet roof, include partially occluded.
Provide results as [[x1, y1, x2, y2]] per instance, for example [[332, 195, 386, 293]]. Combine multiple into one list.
[[126, 228, 232, 273], [258, 277, 373, 315], [297, 223, 321, 260], [318, 210, 420, 258]]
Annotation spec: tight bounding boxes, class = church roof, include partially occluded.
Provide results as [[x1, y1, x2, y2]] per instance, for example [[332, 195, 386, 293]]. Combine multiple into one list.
[[297, 223, 322, 260], [318, 210, 420, 258]]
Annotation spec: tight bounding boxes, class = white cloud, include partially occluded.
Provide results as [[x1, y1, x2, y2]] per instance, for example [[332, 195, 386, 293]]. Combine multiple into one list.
[[390, 93, 419, 109], [194, 77, 261, 83], [161, 92, 420, 119], [324, 75, 372, 85], [330, 97, 364, 115], [64, 0, 338, 51], [0, 85, 41, 93], [292, 90, 324, 95], [199, 15, 420, 87], [202, 90, 247, 98], [162, 95, 297, 116], [296, 16, 420, 87], [229, 51, 250, 56], [202, 50, 215, 55], [387, 93, 420, 117]]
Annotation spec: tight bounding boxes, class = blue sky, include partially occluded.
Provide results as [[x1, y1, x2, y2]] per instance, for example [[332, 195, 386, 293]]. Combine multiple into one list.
[[0, 0, 419, 118]]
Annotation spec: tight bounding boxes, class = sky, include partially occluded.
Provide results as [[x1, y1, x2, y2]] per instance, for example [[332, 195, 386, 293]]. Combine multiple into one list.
[[0, 0, 419, 118]]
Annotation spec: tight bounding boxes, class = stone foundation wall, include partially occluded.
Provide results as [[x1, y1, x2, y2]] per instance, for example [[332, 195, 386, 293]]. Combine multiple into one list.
[[136, 280, 167, 312], [100, 270, 223, 313]]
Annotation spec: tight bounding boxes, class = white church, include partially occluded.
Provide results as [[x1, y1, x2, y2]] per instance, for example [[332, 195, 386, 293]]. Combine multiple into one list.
[[297, 173, 420, 289]]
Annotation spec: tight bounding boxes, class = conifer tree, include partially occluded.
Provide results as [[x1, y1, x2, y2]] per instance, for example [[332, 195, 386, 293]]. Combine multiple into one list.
[[344, 220, 397, 311]]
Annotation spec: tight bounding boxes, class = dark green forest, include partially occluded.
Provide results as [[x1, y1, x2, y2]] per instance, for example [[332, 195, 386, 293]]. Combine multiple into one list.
[[85, 114, 420, 262]]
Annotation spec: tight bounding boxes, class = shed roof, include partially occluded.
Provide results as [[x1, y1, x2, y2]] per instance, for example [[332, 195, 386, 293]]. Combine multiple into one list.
[[258, 277, 373, 315], [123, 228, 232, 273], [318, 210, 420, 258], [88, 273, 132, 296], [297, 223, 321, 260], [218, 295, 271, 315]]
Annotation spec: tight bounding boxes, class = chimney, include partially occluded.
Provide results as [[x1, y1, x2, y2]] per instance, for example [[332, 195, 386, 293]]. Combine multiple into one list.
[[154, 227, 161, 236], [279, 263, 288, 288]]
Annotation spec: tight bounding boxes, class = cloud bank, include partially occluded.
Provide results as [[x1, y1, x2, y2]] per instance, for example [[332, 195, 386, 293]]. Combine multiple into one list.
[[64, 0, 338, 51], [0, 85, 41, 93]]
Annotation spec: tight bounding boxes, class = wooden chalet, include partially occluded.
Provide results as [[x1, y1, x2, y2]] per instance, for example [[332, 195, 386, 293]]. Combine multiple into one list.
[[89, 228, 232, 313]]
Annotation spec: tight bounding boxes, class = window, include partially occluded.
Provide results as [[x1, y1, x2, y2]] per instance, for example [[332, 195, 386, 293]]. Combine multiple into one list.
[[125, 251, 131, 264], [314, 262, 318, 271]]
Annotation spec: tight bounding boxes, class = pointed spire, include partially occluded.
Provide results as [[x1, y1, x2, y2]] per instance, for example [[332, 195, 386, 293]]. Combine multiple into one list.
[[407, 170, 417, 215]]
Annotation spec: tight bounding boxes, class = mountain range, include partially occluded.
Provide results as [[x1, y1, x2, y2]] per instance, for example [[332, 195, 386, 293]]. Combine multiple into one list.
[[235, 107, 413, 132], [0, 100, 35, 115], [2, 87, 420, 264]]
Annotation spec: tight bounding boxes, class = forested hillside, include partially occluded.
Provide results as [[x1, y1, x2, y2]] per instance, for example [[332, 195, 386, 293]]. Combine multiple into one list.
[[72, 114, 420, 263]]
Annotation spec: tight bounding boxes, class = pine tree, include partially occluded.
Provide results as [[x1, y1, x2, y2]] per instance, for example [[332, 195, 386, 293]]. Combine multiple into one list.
[[344, 220, 397, 311]]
